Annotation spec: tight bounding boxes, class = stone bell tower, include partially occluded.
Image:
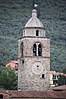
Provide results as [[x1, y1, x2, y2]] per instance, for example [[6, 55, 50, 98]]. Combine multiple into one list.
[[18, 9, 50, 91]]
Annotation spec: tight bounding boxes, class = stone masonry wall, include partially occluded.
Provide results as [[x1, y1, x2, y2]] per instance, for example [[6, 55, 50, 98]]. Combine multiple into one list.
[[18, 37, 50, 91]]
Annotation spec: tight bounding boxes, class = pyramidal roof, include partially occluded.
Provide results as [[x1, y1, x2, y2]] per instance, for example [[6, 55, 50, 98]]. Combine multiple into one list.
[[25, 9, 44, 28]]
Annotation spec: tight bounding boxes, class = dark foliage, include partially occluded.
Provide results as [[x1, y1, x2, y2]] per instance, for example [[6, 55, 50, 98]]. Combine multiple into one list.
[[0, 0, 66, 72], [0, 67, 18, 90], [58, 75, 66, 86]]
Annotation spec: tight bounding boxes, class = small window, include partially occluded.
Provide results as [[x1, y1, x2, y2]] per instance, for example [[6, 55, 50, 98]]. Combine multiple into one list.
[[53, 75, 56, 79], [36, 30, 39, 36], [22, 60, 24, 64], [0, 94, 3, 99], [42, 74, 45, 78]]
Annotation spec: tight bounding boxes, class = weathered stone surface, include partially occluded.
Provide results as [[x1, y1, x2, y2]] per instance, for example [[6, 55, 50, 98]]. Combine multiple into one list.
[[18, 9, 50, 91]]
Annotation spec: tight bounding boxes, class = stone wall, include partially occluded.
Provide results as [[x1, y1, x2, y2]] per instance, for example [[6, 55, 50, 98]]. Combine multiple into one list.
[[18, 37, 50, 58], [18, 36, 50, 91]]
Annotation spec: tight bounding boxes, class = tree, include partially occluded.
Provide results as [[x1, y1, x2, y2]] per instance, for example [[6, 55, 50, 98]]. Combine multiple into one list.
[[58, 75, 66, 86], [62, 67, 66, 74], [0, 67, 18, 90]]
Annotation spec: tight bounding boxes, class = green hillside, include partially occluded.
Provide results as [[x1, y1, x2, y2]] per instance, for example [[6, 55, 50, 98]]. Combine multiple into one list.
[[0, 0, 66, 72]]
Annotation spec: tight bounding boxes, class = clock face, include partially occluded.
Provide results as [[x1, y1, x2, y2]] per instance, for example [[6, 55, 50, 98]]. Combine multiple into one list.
[[32, 62, 43, 75]]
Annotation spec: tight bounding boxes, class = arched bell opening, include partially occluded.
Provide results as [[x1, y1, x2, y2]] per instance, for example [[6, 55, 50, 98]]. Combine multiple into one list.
[[33, 43, 36, 56], [38, 43, 42, 56], [33, 42, 42, 56]]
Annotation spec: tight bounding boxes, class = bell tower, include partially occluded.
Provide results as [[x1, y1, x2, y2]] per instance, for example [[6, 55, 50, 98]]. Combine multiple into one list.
[[18, 9, 50, 91]]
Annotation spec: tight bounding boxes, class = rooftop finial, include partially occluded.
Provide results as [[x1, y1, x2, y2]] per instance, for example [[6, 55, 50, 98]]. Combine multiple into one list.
[[32, 9, 37, 18]]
